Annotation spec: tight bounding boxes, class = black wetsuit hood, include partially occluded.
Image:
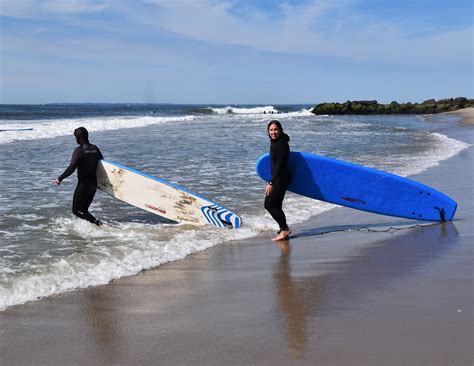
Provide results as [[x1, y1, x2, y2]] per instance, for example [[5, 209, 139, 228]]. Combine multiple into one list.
[[74, 127, 90, 145]]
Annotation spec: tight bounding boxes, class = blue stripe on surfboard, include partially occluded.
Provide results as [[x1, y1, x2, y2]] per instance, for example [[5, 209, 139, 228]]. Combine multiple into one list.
[[236, 216, 242, 228], [221, 212, 233, 224], [201, 205, 225, 228], [203, 205, 221, 227], [211, 206, 227, 228], [200, 206, 213, 226], [217, 209, 231, 224], [200, 204, 241, 228], [218, 207, 240, 228], [203, 206, 220, 227]]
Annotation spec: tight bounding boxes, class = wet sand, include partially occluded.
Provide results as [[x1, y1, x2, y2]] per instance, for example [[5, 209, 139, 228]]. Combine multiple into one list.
[[443, 107, 474, 125], [1, 113, 473, 365]]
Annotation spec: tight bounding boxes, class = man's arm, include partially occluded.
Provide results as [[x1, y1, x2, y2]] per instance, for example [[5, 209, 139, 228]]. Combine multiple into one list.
[[55, 147, 81, 185]]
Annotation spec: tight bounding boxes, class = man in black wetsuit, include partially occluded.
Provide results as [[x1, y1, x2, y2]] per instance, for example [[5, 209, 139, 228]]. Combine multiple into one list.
[[54, 127, 103, 226]]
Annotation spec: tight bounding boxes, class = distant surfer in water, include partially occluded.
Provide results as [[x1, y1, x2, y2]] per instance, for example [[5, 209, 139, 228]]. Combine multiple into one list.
[[54, 127, 103, 226], [265, 120, 291, 241]]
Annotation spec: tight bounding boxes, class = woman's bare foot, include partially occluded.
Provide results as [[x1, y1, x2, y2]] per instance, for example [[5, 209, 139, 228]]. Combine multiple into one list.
[[271, 229, 291, 241]]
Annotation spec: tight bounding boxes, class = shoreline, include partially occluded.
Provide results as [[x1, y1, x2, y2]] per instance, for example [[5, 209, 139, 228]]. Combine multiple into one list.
[[442, 107, 474, 125], [1, 110, 473, 365]]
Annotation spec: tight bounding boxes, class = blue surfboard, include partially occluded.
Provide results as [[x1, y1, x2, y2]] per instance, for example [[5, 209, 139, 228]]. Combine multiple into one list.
[[0, 128, 33, 132], [256, 151, 456, 222]]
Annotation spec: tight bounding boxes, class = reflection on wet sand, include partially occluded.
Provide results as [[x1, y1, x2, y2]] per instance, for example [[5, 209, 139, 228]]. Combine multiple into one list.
[[84, 287, 125, 364], [330, 222, 459, 305], [272, 222, 459, 359], [273, 241, 328, 359]]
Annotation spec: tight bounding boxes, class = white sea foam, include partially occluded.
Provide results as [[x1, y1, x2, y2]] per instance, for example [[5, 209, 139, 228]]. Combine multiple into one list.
[[210, 105, 278, 114], [0, 217, 285, 310], [272, 109, 315, 118], [0, 199, 336, 310], [209, 105, 314, 117], [381, 133, 470, 177], [0, 115, 196, 144], [4, 213, 44, 221]]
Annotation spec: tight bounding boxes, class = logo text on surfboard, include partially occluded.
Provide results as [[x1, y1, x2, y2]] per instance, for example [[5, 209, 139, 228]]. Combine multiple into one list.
[[340, 196, 367, 205], [145, 204, 167, 215]]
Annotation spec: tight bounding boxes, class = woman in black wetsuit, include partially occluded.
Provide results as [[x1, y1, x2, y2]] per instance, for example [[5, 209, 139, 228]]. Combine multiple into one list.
[[264, 120, 291, 241], [54, 127, 103, 226]]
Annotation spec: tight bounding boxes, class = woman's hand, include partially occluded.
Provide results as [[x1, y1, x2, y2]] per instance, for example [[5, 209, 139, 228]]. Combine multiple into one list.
[[265, 183, 273, 196]]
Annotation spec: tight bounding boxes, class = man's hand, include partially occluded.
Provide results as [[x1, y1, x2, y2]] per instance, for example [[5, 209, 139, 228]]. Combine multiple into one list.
[[54, 178, 61, 186]]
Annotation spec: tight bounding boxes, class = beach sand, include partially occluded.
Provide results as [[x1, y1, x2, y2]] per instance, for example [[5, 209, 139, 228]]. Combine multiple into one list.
[[443, 107, 474, 125], [1, 111, 473, 366]]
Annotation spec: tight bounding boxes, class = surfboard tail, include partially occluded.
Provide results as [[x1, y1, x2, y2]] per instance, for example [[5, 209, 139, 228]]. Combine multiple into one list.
[[200, 205, 242, 229], [435, 199, 457, 222]]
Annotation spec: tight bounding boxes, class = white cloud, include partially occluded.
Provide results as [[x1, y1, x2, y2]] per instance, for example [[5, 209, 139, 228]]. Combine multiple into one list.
[[0, 0, 110, 18], [41, 0, 110, 14], [136, 0, 472, 67], [1, 0, 472, 70]]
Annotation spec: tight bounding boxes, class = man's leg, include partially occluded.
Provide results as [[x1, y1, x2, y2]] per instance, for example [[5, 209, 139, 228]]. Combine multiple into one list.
[[72, 183, 98, 224]]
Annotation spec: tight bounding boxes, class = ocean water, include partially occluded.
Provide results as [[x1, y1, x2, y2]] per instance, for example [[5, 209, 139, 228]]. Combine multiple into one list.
[[0, 103, 469, 310]]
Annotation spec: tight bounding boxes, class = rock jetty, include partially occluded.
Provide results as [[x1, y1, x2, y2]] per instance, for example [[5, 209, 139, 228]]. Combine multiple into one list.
[[311, 97, 474, 115]]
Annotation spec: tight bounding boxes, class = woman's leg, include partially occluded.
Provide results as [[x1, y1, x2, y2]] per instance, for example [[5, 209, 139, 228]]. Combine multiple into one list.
[[264, 184, 289, 232]]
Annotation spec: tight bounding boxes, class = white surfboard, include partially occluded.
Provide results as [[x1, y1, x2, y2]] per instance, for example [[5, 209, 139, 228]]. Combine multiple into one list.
[[97, 160, 242, 228]]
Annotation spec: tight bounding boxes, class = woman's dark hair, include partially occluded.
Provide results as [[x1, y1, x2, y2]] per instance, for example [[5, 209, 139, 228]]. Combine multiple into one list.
[[74, 127, 89, 144], [267, 120, 283, 137]]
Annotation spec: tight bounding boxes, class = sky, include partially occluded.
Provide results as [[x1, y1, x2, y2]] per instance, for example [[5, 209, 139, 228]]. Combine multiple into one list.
[[0, 0, 472, 104]]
